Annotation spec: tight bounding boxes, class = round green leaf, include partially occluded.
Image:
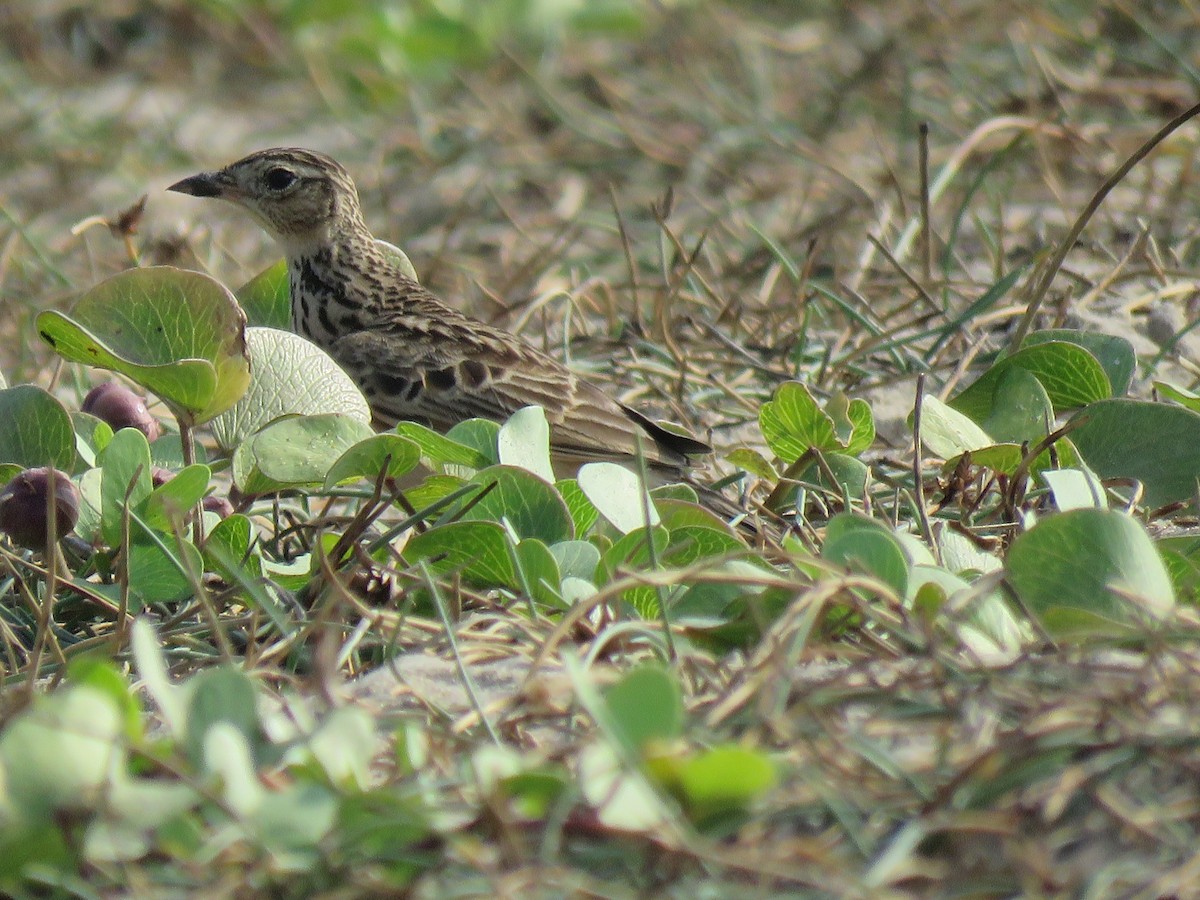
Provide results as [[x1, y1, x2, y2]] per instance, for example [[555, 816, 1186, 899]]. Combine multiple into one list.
[[759, 381, 836, 463], [446, 418, 501, 466], [653, 498, 738, 536], [823, 514, 909, 598], [598, 525, 670, 585], [516, 537, 563, 607], [662, 525, 745, 566], [557, 478, 600, 535], [602, 665, 683, 753], [0, 685, 123, 820], [395, 421, 492, 470], [72, 411, 113, 470], [233, 413, 375, 493], [324, 433, 421, 487], [578, 462, 659, 534], [920, 395, 993, 459], [1069, 399, 1200, 508], [949, 341, 1110, 422], [234, 260, 290, 329], [127, 537, 203, 605], [979, 366, 1054, 445], [549, 539, 600, 582], [1007, 508, 1175, 636], [99, 427, 154, 546], [677, 745, 777, 816], [37, 267, 251, 424], [0, 385, 76, 470], [497, 405, 554, 482], [210, 327, 371, 452], [204, 513, 260, 581], [403, 520, 516, 588], [462, 465, 574, 542], [144, 464, 212, 531], [1025, 329, 1135, 397]]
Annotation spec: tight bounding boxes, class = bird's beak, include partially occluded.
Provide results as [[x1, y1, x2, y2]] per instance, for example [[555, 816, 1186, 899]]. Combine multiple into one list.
[[166, 171, 228, 198]]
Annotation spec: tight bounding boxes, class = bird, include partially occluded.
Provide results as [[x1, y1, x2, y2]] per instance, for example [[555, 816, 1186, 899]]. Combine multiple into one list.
[[166, 147, 712, 474]]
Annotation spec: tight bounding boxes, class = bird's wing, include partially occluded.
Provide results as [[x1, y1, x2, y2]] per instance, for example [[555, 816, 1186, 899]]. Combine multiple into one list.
[[327, 322, 703, 467]]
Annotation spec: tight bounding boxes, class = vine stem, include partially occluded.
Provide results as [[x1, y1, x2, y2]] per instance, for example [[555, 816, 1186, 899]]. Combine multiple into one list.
[[180, 418, 202, 547]]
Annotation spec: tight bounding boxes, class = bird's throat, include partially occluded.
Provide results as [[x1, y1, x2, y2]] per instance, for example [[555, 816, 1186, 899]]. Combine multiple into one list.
[[287, 245, 372, 348]]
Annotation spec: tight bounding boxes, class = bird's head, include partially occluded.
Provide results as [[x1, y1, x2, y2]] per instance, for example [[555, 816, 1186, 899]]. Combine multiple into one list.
[[168, 148, 365, 253]]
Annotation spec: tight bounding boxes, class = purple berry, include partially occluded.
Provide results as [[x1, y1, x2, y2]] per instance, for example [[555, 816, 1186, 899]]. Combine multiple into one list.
[[202, 495, 234, 518], [0, 468, 80, 551], [82, 382, 161, 442]]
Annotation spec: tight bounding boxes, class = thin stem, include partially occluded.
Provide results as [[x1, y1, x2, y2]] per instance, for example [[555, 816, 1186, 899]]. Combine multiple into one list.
[[179, 419, 203, 547]]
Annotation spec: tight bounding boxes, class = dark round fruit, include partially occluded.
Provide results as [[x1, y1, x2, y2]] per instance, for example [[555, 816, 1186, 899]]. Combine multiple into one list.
[[202, 495, 234, 518], [0, 468, 80, 551], [151, 467, 174, 488], [82, 382, 161, 442]]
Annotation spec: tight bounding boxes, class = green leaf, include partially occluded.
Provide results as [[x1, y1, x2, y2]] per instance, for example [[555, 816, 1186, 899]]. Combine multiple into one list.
[[100, 427, 154, 546], [324, 434, 421, 487], [549, 539, 600, 582], [946, 440, 1082, 478], [725, 447, 777, 480], [602, 665, 683, 753], [461, 465, 574, 542], [131, 619, 187, 737], [127, 537, 202, 605], [814, 451, 870, 499], [978, 367, 1054, 445], [653, 498, 739, 537], [446, 418, 501, 466], [0, 685, 124, 821], [1155, 381, 1200, 413], [1006, 508, 1175, 636], [66, 656, 142, 741], [1041, 468, 1107, 511], [0, 385, 76, 470], [232, 413, 375, 493], [1158, 536, 1200, 605], [210, 327, 371, 452], [302, 707, 378, 791], [185, 667, 263, 769], [395, 421, 492, 469], [759, 381, 836, 463], [37, 266, 251, 424], [662, 525, 745, 567], [403, 520, 517, 588], [597, 525, 670, 586], [557, 478, 600, 535], [515, 537, 563, 607], [235, 259, 291, 329], [1068, 399, 1200, 507], [204, 513, 261, 581], [497, 405, 554, 482], [949, 341, 1110, 422], [676, 745, 777, 823], [919, 395, 994, 459], [822, 513, 909, 598], [72, 411, 113, 470], [578, 462, 659, 534], [826, 392, 875, 455], [143, 464, 211, 532], [1024, 329, 1135, 397], [375, 239, 419, 281]]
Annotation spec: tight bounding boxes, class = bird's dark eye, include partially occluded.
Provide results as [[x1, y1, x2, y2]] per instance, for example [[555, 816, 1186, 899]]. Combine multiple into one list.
[[264, 167, 297, 191]]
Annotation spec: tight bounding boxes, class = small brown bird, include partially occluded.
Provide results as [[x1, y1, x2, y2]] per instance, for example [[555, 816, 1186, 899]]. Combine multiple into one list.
[[168, 148, 710, 472]]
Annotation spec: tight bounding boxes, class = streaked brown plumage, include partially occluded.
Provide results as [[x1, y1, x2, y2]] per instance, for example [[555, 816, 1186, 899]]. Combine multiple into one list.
[[167, 148, 710, 470]]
